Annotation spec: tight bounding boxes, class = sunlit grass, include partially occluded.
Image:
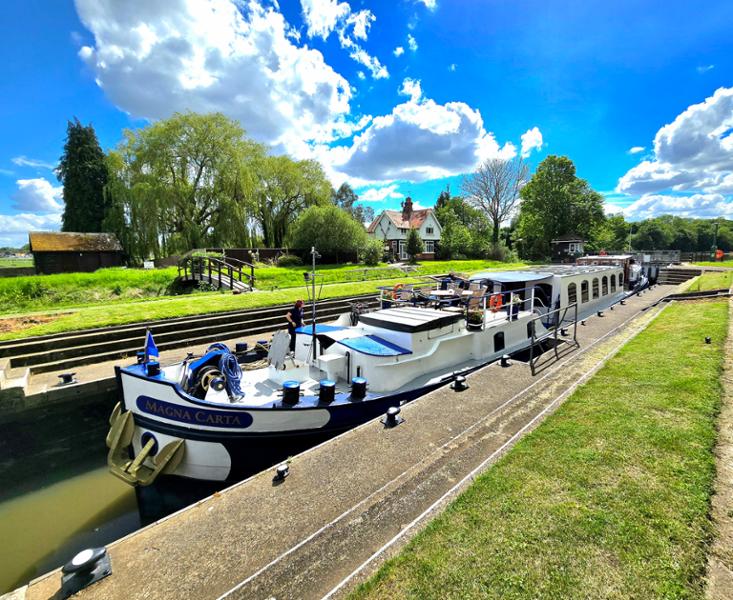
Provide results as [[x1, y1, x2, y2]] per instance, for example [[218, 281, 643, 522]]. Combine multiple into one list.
[[352, 301, 728, 600]]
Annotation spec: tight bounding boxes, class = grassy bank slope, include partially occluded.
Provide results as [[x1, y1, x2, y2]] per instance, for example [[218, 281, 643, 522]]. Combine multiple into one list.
[[0, 260, 525, 315], [352, 300, 728, 600], [0, 277, 424, 340]]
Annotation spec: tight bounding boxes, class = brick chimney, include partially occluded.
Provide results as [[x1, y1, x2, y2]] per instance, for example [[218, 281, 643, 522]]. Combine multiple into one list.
[[401, 197, 413, 224]]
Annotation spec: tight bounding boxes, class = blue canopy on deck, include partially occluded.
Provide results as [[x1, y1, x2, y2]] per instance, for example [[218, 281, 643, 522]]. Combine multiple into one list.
[[337, 335, 411, 356]]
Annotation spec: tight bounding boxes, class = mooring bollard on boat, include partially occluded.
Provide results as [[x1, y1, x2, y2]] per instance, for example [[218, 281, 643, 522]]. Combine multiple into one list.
[[61, 546, 111, 598], [282, 380, 300, 405], [319, 379, 336, 403], [500, 354, 511, 368], [351, 376, 367, 399]]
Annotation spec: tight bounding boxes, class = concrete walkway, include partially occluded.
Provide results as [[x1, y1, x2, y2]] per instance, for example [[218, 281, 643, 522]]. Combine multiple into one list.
[[17, 287, 673, 600]]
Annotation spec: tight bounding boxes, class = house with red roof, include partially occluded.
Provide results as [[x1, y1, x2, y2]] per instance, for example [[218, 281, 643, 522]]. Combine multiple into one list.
[[367, 197, 442, 260]]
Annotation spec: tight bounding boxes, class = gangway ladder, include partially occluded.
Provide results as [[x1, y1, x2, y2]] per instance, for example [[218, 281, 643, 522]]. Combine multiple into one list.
[[527, 302, 579, 375]]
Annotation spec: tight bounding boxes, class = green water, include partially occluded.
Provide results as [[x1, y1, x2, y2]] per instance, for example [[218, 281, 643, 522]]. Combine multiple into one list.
[[0, 466, 140, 594]]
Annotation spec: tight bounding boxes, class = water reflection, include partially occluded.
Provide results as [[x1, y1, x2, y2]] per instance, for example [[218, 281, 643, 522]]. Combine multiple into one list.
[[0, 467, 139, 594]]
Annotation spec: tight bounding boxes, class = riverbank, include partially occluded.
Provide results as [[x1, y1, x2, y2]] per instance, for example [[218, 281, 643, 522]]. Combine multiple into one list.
[[351, 300, 728, 599]]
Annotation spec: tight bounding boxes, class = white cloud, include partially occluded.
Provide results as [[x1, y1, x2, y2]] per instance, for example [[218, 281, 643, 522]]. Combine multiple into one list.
[[358, 184, 404, 202], [12, 178, 63, 213], [414, 0, 437, 9], [11, 156, 56, 170], [617, 86, 733, 196], [326, 78, 516, 183], [449, 63, 456, 72], [520, 126, 543, 157], [300, 0, 387, 79], [627, 146, 645, 154], [622, 193, 733, 220], [407, 34, 418, 52], [0, 168, 14, 176], [0, 213, 62, 247], [393, 46, 404, 57], [697, 64, 714, 74], [300, 0, 349, 39], [76, 0, 355, 152], [356, 71, 365, 80]]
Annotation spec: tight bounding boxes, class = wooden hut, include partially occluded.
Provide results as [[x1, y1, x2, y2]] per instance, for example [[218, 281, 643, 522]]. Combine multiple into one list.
[[29, 232, 123, 274]]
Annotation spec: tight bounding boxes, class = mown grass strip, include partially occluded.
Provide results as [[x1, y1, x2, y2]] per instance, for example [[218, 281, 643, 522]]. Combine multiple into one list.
[[351, 300, 728, 600], [685, 270, 733, 292]]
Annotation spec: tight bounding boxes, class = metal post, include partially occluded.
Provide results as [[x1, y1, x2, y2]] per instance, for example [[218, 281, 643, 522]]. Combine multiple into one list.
[[311, 246, 318, 364]]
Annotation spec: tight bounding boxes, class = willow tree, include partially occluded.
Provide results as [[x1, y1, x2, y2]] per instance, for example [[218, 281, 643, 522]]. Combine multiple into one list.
[[107, 112, 263, 258], [253, 156, 332, 247]]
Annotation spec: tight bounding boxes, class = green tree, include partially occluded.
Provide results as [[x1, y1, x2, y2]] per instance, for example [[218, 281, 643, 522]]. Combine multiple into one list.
[[405, 227, 424, 263], [110, 112, 263, 257], [290, 204, 367, 262], [516, 155, 605, 259], [57, 118, 109, 232], [333, 182, 358, 212], [254, 156, 332, 247]]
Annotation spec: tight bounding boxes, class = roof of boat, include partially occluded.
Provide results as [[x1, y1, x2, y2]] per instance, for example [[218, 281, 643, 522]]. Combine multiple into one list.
[[359, 306, 463, 333], [469, 270, 553, 283]]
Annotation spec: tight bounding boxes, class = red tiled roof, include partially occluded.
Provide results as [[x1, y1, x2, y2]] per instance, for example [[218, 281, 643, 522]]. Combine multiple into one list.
[[367, 209, 435, 233]]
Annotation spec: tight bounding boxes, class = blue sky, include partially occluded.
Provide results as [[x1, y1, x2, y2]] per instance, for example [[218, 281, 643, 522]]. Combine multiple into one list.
[[1, 0, 732, 246]]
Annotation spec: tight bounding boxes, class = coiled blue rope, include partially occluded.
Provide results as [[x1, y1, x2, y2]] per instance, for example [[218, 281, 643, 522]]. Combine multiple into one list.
[[219, 352, 244, 399]]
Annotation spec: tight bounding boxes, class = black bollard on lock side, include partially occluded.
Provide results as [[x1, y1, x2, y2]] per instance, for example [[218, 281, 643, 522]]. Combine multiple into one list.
[[61, 547, 111, 598]]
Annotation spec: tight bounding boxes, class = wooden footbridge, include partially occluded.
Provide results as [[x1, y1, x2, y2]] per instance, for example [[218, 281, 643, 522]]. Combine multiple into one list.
[[177, 254, 256, 292]]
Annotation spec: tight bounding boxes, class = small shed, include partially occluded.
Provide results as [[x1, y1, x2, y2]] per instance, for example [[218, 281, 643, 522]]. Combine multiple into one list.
[[29, 232, 124, 274], [550, 235, 585, 263]]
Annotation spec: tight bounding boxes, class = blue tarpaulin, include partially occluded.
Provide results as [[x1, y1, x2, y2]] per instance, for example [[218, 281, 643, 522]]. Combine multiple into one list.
[[337, 335, 411, 356]]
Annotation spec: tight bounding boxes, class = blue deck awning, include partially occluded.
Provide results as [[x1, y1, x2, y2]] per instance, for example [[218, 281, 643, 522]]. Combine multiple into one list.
[[337, 335, 411, 356], [295, 324, 347, 334]]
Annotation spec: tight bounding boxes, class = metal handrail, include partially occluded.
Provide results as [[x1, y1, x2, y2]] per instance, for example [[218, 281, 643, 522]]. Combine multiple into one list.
[[178, 254, 256, 290], [528, 301, 579, 375]]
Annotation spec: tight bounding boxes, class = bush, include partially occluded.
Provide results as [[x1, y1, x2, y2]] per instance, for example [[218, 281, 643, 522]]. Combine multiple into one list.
[[277, 254, 303, 267], [290, 205, 368, 262], [360, 238, 383, 266], [486, 241, 519, 262]]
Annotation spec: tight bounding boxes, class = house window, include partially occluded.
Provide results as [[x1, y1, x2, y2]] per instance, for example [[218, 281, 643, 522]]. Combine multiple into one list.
[[400, 228, 407, 234], [426, 227, 434, 234], [425, 240, 435, 253]]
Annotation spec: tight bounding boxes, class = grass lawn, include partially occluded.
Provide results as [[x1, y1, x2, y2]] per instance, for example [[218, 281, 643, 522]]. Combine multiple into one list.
[[0, 259, 525, 316], [691, 261, 733, 268], [0, 258, 33, 268], [685, 270, 733, 292], [351, 300, 728, 600]]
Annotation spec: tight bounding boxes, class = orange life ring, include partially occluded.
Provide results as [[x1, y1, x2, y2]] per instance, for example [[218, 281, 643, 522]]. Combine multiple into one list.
[[489, 293, 503, 312]]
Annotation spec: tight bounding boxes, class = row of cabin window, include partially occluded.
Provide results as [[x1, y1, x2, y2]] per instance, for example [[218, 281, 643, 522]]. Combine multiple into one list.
[[566, 273, 622, 304]]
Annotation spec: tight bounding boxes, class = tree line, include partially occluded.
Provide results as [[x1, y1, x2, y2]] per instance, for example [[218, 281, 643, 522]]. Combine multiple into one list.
[[57, 113, 729, 265]]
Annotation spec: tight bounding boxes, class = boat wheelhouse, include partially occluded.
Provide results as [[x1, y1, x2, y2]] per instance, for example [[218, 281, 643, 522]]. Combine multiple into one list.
[[107, 264, 627, 485]]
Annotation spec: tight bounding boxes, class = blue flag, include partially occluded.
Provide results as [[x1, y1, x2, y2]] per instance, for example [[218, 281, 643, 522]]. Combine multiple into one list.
[[145, 330, 159, 361]]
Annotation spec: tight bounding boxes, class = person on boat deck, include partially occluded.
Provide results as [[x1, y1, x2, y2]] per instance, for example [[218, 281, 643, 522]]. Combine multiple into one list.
[[286, 299, 305, 352]]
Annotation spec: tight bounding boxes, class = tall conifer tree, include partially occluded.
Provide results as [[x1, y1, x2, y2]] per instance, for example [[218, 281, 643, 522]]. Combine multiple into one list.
[[56, 118, 109, 232]]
